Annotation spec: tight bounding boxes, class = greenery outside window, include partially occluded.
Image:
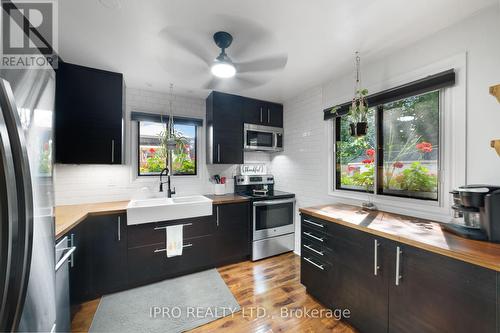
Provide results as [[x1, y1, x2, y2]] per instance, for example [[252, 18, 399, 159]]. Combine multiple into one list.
[[138, 121, 197, 176], [335, 90, 440, 201]]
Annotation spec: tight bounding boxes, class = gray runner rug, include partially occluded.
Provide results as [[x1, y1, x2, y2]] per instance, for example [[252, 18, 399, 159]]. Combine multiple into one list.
[[89, 269, 240, 333]]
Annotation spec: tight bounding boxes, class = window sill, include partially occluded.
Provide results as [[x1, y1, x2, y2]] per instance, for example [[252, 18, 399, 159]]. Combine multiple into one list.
[[327, 189, 451, 223]]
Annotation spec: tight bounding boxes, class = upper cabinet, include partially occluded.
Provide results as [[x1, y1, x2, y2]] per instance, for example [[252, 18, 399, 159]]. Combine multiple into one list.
[[206, 91, 244, 164], [243, 99, 283, 128], [206, 91, 283, 164], [55, 62, 124, 164]]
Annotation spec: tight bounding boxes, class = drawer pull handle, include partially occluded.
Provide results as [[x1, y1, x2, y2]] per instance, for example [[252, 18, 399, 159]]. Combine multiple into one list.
[[154, 223, 193, 231], [304, 257, 324, 270], [303, 231, 324, 242], [154, 243, 193, 253], [395, 246, 402, 286], [304, 244, 324, 256], [374, 239, 380, 276], [304, 219, 324, 228], [117, 216, 121, 241], [68, 234, 75, 268]]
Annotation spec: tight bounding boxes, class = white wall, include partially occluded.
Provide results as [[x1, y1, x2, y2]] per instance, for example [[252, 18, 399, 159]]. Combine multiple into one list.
[[54, 88, 270, 205], [271, 5, 500, 251], [322, 5, 500, 186]]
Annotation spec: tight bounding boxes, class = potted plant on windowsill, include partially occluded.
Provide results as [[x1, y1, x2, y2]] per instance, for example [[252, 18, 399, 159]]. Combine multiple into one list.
[[348, 88, 369, 137]]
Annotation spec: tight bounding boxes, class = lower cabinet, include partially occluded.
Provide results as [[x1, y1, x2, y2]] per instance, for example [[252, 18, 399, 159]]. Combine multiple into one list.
[[387, 244, 497, 333], [126, 202, 250, 287], [88, 214, 128, 295], [300, 254, 333, 307], [62, 213, 127, 304], [300, 214, 499, 333], [61, 202, 251, 304], [329, 232, 390, 333], [127, 235, 214, 286], [64, 222, 91, 304], [213, 202, 250, 264]]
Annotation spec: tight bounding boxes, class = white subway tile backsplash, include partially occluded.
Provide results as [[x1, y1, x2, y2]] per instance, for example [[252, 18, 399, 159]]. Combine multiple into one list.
[[270, 86, 335, 253], [55, 88, 270, 205]]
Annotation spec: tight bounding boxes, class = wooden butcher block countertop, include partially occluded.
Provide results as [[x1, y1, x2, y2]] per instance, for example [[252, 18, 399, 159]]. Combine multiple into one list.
[[55, 194, 249, 239], [204, 193, 249, 205], [299, 203, 500, 272], [55, 201, 129, 239]]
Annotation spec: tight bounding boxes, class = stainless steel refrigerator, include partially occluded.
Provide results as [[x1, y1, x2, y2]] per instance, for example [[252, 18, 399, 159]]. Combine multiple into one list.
[[0, 64, 56, 332]]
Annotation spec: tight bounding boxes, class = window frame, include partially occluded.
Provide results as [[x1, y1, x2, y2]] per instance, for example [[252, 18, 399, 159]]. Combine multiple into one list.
[[136, 120, 198, 177], [327, 54, 466, 223], [334, 90, 441, 202], [334, 115, 376, 194]]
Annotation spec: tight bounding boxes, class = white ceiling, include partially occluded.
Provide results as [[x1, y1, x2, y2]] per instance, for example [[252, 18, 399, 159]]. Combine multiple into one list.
[[59, 0, 496, 102]]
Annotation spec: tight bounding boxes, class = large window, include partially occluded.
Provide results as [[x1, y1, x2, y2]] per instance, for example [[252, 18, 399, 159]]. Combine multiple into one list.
[[138, 121, 197, 176], [335, 90, 440, 201]]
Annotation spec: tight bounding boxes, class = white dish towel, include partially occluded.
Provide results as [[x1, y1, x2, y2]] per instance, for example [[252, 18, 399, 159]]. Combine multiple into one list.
[[166, 225, 183, 258]]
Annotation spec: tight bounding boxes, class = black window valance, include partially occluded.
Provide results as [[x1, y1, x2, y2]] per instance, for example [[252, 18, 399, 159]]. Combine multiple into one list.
[[131, 111, 203, 127], [323, 69, 455, 120]]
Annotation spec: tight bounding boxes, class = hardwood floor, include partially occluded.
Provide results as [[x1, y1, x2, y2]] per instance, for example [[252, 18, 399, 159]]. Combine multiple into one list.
[[71, 253, 356, 332]]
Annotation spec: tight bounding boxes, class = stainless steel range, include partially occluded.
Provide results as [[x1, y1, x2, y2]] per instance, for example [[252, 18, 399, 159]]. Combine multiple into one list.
[[235, 174, 295, 261]]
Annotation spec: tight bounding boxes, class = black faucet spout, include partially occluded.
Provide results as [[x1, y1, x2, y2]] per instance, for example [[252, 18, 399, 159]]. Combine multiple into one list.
[[159, 167, 175, 198]]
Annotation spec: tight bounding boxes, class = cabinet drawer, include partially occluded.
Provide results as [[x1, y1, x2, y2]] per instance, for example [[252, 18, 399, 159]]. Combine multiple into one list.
[[301, 226, 333, 250], [300, 254, 333, 307], [127, 235, 214, 286], [301, 241, 331, 262], [301, 214, 330, 233], [127, 215, 215, 248]]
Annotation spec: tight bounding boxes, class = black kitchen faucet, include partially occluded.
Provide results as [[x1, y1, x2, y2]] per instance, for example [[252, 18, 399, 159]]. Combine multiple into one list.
[[159, 167, 176, 198]]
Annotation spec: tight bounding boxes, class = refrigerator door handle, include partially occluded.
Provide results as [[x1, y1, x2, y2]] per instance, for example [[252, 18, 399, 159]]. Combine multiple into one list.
[[0, 78, 35, 331]]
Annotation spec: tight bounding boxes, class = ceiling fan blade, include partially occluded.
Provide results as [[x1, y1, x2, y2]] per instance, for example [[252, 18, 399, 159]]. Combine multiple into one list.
[[235, 54, 288, 74], [202, 75, 268, 91], [202, 78, 222, 90], [158, 27, 213, 67]]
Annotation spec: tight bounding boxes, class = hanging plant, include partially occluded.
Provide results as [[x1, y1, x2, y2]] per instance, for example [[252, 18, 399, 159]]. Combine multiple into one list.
[[348, 52, 369, 137]]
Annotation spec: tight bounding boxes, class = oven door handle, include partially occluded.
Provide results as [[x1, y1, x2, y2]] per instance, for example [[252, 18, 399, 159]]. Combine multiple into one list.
[[253, 198, 296, 206]]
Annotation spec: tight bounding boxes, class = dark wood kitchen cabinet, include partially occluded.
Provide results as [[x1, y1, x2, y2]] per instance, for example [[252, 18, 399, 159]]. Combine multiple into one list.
[[55, 62, 124, 164], [62, 202, 251, 303], [127, 214, 217, 286], [127, 202, 250, 286], [300, 213, 499, 333], [301, 217, 389, 333], [213, 202, 250, 265], [242, 98, 283, 128], [387, 243, 497, 333], [206, 91, 284, 164], [87, 214, 128, 295], [60, 213, 128, 303], [62, 221, 92, 305], [328, 231, 390, 333], [206, 91, 244, 164]]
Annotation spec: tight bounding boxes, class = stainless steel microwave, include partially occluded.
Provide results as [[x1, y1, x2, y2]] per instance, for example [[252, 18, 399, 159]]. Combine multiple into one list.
[[244, 123, 283, 152]]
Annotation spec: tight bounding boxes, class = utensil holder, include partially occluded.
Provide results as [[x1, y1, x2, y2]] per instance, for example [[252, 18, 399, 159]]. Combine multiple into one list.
[[214, 184, 226, 195]]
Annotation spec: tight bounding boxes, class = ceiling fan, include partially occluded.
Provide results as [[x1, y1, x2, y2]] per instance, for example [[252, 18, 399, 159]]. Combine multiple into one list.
[[159, 18, 288, 90], [211, 31, 237, 78]]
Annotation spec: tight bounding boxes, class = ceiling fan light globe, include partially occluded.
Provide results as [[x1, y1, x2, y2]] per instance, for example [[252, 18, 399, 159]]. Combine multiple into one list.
[[211, 62, 236, 78]]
